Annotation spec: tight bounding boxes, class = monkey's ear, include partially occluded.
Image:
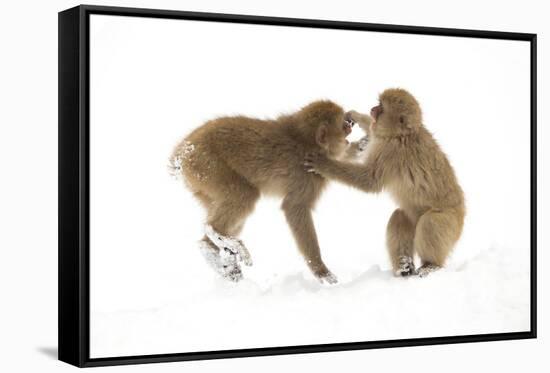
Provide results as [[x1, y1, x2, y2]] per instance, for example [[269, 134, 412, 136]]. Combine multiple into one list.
[[316, 125, 329, 149], [399, 115, 410, 128]]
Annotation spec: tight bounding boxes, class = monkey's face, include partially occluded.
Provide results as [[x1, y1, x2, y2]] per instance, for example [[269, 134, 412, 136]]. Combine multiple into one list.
[[370, 99, 420, 138], [370, 100, 401, 137], [370, 103, 383, 122], [334, 118, 354, 156], [342, 118, 354, 136], [372, 89, 422, 138], [369, 101, 386, 136], [315, 114, 352, 158]]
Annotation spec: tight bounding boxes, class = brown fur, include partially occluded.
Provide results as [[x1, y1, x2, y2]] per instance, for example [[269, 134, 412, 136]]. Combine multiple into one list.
[[305, 89, 465, 276], [171, 100, 350, 283]]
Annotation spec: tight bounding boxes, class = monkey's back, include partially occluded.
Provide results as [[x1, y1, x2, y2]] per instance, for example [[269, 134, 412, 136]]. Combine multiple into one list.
[[179, 116, 308, 194]]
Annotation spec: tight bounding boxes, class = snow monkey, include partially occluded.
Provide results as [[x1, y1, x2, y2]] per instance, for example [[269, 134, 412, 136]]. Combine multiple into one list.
[[305, 89, 465, 277], [170, 101, 361, 283]]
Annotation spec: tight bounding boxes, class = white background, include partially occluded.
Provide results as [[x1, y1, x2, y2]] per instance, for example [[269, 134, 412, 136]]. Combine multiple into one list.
[[0, 0, 547, 372], [88, 14, 530, 357]]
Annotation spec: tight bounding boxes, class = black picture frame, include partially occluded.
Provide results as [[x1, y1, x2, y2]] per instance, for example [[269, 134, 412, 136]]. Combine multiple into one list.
[[58, 4, 537, 368]]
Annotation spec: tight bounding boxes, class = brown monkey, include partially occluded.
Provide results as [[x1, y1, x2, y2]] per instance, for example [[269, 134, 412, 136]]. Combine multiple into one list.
[[305, 89, 465, 277], [170, 101, 353, 283]]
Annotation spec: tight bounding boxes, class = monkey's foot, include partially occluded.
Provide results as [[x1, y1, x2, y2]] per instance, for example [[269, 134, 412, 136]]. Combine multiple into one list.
[[204, 225, 253, 266], [395, 256, 416, 277], [417, 264, 440, 278], [315, 270, 338, 285], [199, 240, 243, 282]]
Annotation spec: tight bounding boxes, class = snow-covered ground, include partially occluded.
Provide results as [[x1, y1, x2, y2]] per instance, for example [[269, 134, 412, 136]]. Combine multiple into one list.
[[90, 240, 529, 357]]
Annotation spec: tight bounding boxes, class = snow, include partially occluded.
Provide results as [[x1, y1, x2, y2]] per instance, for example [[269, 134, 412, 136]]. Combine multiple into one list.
[[395, 255, 416, 276], [205, 224, 253, 267], [318, 269, 338, 285], [199, 239, 243, 282], [167, 140, 195, 179], [417, 264, 440, 278], [90, 243, 529, 357], [167, 155, 183, 179]]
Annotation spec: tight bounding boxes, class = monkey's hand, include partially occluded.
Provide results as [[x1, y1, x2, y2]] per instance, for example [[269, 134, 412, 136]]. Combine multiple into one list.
[[345, 110, 373, 133], [304, 152, 331, 176], [357, 135, 370, 152]]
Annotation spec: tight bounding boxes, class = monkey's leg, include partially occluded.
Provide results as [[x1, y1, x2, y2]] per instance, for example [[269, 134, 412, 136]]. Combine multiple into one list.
[[184, 183, 244, 279], [186, 179, 246, 279], [414, 210, 461, 277], [198, 187, 257, 282], [192, 191, 213, 209], [205, 178, 259, 270], [188, 161, 259, 280], [387, 209, 416, 276], [281, 197, 337, 284]]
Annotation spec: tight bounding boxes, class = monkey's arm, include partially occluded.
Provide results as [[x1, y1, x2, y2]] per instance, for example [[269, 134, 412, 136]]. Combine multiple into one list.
[[346, 110, 373, 135], [304, 153, 382, 193], [281, 191, 337, 284]]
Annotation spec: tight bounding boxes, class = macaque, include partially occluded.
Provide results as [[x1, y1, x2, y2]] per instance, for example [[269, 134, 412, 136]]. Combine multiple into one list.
[[305, 89, 465, 277], [170, 101, 354, 283]]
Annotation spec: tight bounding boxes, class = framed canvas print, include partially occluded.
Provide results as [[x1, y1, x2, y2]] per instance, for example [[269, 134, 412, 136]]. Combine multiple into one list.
[[58, 4, 537, 367]]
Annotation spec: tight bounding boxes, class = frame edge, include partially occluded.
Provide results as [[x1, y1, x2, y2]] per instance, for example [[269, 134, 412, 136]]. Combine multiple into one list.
[[530, 33, 537, 338], [79, 3, 536, 40], [58, 5, 86, 368]]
